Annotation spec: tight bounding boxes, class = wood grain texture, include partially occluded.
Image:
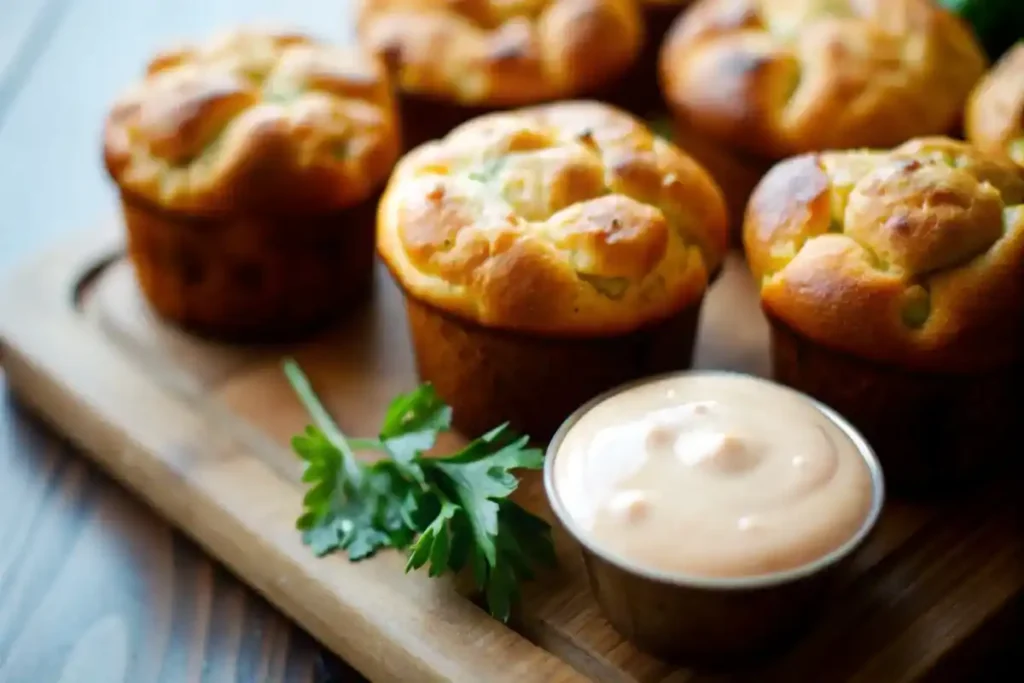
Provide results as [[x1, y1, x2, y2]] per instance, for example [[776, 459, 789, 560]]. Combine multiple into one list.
[[0, 2, 367, 681], [0, 377, 327, 683], [1, 228, 585, 683], [3, 225, 1022, 682], [1, 2, 1021, 681]]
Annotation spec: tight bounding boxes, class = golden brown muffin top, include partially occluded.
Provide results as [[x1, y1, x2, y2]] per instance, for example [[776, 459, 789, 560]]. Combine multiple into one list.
[[356, 0, 642, 106], [966, 42, 1024, 171], [103, 29, 401, 214], [377, 101, 729, 336], [744, 137, 1024, 373], [660, 0, 988, 160]]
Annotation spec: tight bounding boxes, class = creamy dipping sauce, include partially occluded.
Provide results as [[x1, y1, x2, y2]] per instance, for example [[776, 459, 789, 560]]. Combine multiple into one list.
[[552, 374, 877, 579]]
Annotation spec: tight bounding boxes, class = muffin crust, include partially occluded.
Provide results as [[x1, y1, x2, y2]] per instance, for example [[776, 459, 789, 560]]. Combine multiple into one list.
[[357, 0, 642, 106], [966, 42, 1024, 170], [377, 101, 729, 336], [660, 0, 988, 159], [104, 29, 400, 214], [744, 137, 1024, 373]]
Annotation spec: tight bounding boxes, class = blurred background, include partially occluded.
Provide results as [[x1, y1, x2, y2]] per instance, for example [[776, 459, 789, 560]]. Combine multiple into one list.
[[0, 1, 352, 272]]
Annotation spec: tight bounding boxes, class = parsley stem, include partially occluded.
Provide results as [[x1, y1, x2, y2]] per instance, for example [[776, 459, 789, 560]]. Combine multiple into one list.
[[347, 437, 384, 451], [282, 358, 363, 486]]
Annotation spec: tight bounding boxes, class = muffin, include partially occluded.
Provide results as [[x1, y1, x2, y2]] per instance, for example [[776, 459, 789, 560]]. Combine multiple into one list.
[[377, 100, 728, 439], [659, 0, 989, 241], [744, 136, 1024, 492], [103, 29, 401, 341], [966, 41, 1024, 171], [356, 0, 643, 149]]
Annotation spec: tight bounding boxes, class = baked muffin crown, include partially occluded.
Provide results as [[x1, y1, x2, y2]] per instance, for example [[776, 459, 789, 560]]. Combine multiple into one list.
[[356, 0, 642, 106], [744, 137, 1024, 372], [966, 41, 1024, 170], [103, 29, 401, 214], [377, 101, 728, 335], [660, 0, 988, 160]]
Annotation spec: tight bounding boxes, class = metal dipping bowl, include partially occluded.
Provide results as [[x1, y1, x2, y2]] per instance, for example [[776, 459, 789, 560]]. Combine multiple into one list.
[[543, 371, 886, 663]]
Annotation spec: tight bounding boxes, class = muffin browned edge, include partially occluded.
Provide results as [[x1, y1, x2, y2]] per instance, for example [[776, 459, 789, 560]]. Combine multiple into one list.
[[399, 281, 705, 441], [767, 313, 1021, 494], [116, 189, 381, 343]]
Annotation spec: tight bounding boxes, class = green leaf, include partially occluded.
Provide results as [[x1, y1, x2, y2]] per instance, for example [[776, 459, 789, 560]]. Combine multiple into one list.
[[300, 467, 323, 483], [347, 437, 384, 451], [406, 526, 434, 571], [296, 511, 317, 530], [291, 427, 343, 528], [448, 424, 514, 455], [405, 498, 457, 574], [447, 512, 473, 573], [471, 545, 488, 592], [304, 524, 343, 557], [283, 359, 362, 486], [400, 489, 424, 529], [502, 503, 557, 569], [486, 561, 516, 623], [284, 358, 556, 624], [480, 504, 557, 623], [427, 513, 453, 577], [378, 384, 452, 482], [421, 425, 547, 609], [380, 384, 452, 439], [368, 465, 410, 515], [344, 525, 392, 561], [308, 471, 415, 563], [302, 482, 334, 509]]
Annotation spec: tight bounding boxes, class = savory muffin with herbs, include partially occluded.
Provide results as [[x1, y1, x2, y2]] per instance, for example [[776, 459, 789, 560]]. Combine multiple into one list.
[[966, 41, 1024, 171], [744, 136, 1024, 492], [103, 29, 401, 341], [377, 100, 728, 439], [357, 0, 643, 148], [659, 0, 988, 240]]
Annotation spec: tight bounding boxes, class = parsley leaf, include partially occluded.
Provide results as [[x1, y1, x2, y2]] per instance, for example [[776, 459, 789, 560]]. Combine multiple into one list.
[[293, 422, 416, 559], [426, 425, 541, 566], [378, 384, 451, 483], [283, 358, 555, 622]]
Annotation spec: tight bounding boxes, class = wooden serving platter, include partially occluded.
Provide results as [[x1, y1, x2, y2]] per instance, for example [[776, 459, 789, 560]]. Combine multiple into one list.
[[1, 221, 1022, 683]]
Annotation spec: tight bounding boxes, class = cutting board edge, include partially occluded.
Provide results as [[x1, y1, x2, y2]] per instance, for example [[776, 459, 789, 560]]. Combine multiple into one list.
[[0, 234, 590, 683]]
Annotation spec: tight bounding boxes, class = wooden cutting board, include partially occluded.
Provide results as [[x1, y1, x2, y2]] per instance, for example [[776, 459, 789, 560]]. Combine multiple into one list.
[[1, 221, 1021, 683]]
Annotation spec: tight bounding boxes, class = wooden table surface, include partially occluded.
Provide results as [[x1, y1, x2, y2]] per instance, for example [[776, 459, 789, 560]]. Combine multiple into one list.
[[0, 2, 360, 681], [1, 2, 1022, 682]]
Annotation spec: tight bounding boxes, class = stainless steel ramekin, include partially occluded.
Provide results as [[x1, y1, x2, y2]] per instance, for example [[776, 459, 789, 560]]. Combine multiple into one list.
[[543, 370, 885, 663]]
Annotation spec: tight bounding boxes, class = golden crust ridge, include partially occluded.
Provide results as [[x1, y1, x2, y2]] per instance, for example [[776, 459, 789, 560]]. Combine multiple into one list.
[[966, 41, 1024, 171], [660, 0, 988, 159], [377, 101, 729, 335], [744, 136, 1024, 372], [103, 29, 401, 213], [356, 0, 642, 105]]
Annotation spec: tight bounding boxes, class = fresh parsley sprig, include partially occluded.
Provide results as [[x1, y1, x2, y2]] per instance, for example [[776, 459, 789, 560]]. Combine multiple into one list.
[[283, 358, 556, 622]]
